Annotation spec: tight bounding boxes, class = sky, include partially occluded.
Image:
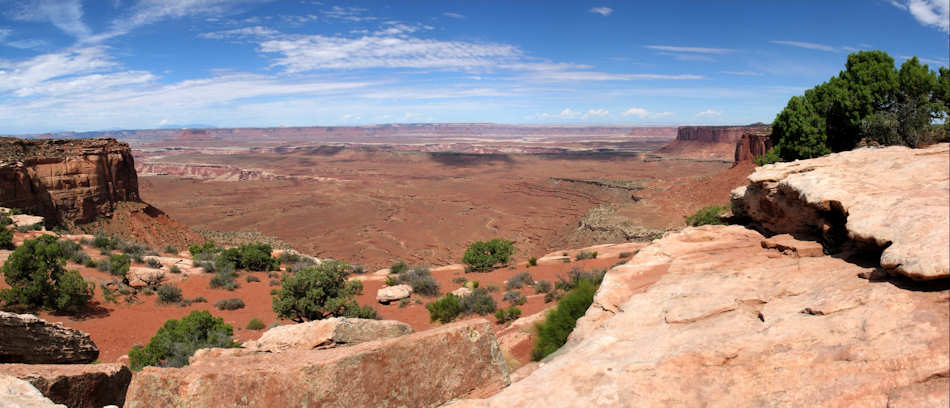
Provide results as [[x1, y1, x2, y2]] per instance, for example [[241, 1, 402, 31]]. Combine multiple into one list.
[[0, 0, 947, 134]]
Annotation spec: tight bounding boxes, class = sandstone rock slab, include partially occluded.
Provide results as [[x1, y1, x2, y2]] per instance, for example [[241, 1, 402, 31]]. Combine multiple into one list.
[[0, 312, 98, 364], [377, 284, 412, 303], [458, 225, 949, 407], [0, 363, 131, 408], [127, 266, 164, 288], [126, 319, 509, 408], [0, 375, 63, 408], [761, 234, 824, 257], [246, 317, 412, 353], [732, 144, 949, 280]]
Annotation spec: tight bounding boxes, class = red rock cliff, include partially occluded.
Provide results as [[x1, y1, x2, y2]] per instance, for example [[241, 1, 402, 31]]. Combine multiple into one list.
[[733, 132, 773, 164], [0, 138, 139, 224], [658, 125, 770, 161]]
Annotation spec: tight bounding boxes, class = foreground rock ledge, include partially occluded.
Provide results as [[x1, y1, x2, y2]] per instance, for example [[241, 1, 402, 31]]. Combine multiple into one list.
[[126, 319, 509, 407], [452, 226, 949, 407], [0, 311, 99, 364], [732, 143, 949, 280], [0, 363, 131, 408]]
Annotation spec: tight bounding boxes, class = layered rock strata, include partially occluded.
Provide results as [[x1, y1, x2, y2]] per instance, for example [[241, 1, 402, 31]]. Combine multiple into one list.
[[657, 125, 770, 161], [0, 312, 99, 364], [0, 363, 131, 408]]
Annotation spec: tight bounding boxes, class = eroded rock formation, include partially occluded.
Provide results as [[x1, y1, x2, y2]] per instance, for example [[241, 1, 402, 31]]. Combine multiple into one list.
[[0, 138, 139, 224], [732, 143, 949, 280], [0, 312, 99, 364], [126, 319, 509, 407], [0, 363, 131, 408], [0, 375, 63, 408], [733, 132, 773, 163], [657, 125, 770, 161]]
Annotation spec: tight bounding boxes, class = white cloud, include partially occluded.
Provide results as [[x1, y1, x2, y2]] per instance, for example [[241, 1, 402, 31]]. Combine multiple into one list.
[[657, 52, 716, 62], [200, 26, 280, 40], [645, 45, 736, 54], [770, 40, 836, 52], [907, 0, 950, 33], [582, 109, 609, 118], [622, 107, 648, 117], [696, 109, 722, 117], [525, 71, 703, 81], [898, 55, 949, 65], [589, 7, 613, 16], [0, 47, 117, 93], [11, 0, 91, 39], [322, 5, 376, 22], [442, 12, 465, 19], [721, 71, 763, 76]]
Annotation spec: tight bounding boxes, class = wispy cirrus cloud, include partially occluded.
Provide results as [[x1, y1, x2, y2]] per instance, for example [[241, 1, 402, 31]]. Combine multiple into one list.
[[8, 0, 92, 39], [589, 7, 613, 16], [646, 45, 736, 54], [622, 107, 674, 118], [886, 0, 950, 33], [442, 12, 465, 19], [696, 108, 722, 117], [898, 55, 949, 65], [770, 40, 836, 52]]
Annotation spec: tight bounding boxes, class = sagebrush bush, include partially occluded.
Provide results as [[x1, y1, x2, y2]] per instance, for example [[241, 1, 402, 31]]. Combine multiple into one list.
[[106, 254, 131, 279], [426, 293, 461, 323], [156, 284, 182, 304], [163, 245, 178, 255], [575, 251, 597, 261], [462, 239, 515, 272], [209, 271, 238, 290], [532, 280, 597, 361], [169, 265, 181, 274], [533, 280, 553, 294], [146, 258, 162, 269], [245, 274, 261, 283], [556, 267, 606, 291], [459, 288, 497, 315], [246, 318, 266, 331], [685, 205, 728, 227], [506, 272, 534, 290], [215, 298, 245, 310], [272, 260, 377, 322], [128, 310, 236, 370], [397, 266, 440, 296], [502, 290, 526, 306], [390, 260, 408, 274], [495, 306, 522, 324], [528, 257, 537, 267]]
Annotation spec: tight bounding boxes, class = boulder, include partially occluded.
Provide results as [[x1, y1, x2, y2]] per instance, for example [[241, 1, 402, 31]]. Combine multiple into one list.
[[761, 234, 824, 257], [0, 375, 63, 408], [9, 214, 44, 228], [732, 143, 949, 280], [376, 284, 412, 303], [0, 312, 98, 364], [126, 319, 509, 407], [245, 318, 412, 353], [0, 363, 131, 408], [127, 267, 165, 288], [454, 225, 949, 407], [452, 287, 473, 297]]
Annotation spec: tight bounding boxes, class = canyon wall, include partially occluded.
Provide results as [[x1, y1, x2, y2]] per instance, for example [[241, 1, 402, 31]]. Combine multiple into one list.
[[0, 138, 139, 224], [658, 125, 771, 161], [733, 133, 773, 163]]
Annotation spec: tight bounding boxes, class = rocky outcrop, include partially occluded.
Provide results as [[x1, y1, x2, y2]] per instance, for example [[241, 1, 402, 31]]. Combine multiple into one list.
[[0, 312, 98, 364], [657, 125, 770, 161], [377, 284, 413, 303], [732, 144, 949, 280], [126, 319, 509, 407], [733, 132, 772, 163], [453, 225, 949, 407], [0, 363, 131, 408], [245, 317, 412, 352], [0, 138, 139, 225], [0, 375, 63, 408]]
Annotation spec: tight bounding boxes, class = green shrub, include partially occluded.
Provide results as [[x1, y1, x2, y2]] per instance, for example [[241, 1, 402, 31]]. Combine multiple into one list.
[[459, 288, 497, 315], [533, 280, 553, 294], [246, 318, 266, 331], [191, 296, 207, 303], [390, 260, 408, 274], [350, 264, 365, 274], [156, 284, 182, 304], [462, 239, 515, 272], [215, 298, 245, 310], [146, 258, 162, 269], [278, 251, 301, 264], [1, 235, 93, 313], [754, 148, 782, 166], [506, 272, 534, 290], [426, 293, 461, 323], [397, 266, 440, 296], [384, 276, 397, 286], [531, 279, 597, 361], [543, 291, 560, 303], [575, 251, 597, 261], [464, 280, 479, 290], [128, 310, 236, 370], [209, 271, 238, 290], [84, 258, 97, 268], [237, 243, 279, 271], [0, 229, 13, 250], [685, 205, 728, 227], [272, 260, 377, 322], [163, 245, 178, 255], [528, 257, 537, 267], [169, 265, 181, 274], [189, 241, 218, 257], [106, 254, 131, 279], [398, 298, 411, 308], [556, 267, 606, 291], [269, 279, 280, 286], [503, 290, 526, 306], [452, 276, 468, 284], [245, 274, 261, 283], [92, 232, 117, 250], [484, 284, 499, 293], [495, 306, 522, 324], [618, 252, 633, 259]]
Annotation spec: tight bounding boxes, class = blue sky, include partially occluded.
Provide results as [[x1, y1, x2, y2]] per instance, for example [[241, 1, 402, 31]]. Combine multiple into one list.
[[0, 0, 947, 134]]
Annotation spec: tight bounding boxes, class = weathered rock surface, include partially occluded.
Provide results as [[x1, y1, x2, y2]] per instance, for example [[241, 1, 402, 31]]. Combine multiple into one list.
[[377, 283, 413, 303], [761, 233, 824, 257], [0, 312, 98, 364], [0, 375, 64, 408], [126, 319, 509, 408], [0, 363, 131, 408], [732, 143, 949, 280], [452, 287, 474, 297], [244, 317, 412, 352], [658, 125, 770, 161], [127, 266, 165, 288], [538, 242, 645, 265], [733, 132, 773, 163], [452, 225, 949, 407]]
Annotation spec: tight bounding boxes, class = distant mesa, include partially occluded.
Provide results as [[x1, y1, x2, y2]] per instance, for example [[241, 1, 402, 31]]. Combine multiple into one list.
[[657, 125, 771, 162]]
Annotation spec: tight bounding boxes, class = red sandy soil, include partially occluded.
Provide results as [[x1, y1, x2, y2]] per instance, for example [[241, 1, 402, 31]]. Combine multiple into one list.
[[2, 230, 641, 362]]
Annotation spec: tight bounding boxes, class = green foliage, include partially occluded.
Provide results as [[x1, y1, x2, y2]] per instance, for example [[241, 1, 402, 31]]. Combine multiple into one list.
[[384, 276, 398, 286], [753, 148, 782, 166], [1, 235, 93, 313], [531, 279, 597, 361], [0, 228, 13, 250], [215, 298, 245, 310], [128, 310, 236, 370], [506, 272, 534, 290], [495, 306, 522, 324], [426, 293, 461, 323], [107, 254, 131, 279], [272, 260, 377, 322], [528, 257, 537, 267], [462, 239, 515, 272], [146, 258, 162, 269], [502, 290, 526, 306], [156, 284, 182, 304], [464, 280, 479, 290], [92, 232, 118, 250], [575, 251, 598, 261], [163, 245, 178, 255], [533, 280, 553, 294], [555, 267, 606, 292], [209, 270, 238, 290], [189, 241, 219, 257], [459, 287, 497, 315], [390, 260, 408, 274], [397, 266, 440, 296], [771, 51, 946, 161], [685, 205, 728, 227], [246, 318, 266, 331], [169, 265, 181, 274], [245, 274, 261, 283]]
